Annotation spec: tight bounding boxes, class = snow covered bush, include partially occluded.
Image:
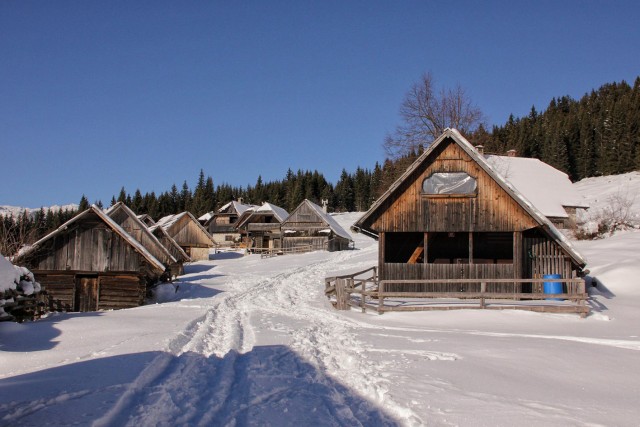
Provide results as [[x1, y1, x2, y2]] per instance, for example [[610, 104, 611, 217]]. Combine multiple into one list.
[[575, 190, 639, 239], [0, 256, 44, 322]]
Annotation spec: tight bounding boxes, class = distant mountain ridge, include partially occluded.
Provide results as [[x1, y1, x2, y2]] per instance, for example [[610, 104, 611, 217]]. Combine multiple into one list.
[[0, 204, 79, 219]]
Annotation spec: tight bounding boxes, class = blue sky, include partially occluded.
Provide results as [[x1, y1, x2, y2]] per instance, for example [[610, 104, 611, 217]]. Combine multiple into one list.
[[2, 1, 639, 207]]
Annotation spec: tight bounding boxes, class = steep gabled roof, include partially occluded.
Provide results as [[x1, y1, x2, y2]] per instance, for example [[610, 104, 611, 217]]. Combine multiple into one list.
[[148, 224, 191, 263], [353, 128, 586, 267], [156, 211, 216, 246], [218, 201, 255, 216], [105, 202, 177, 266], [236, 202, 289, 229], [17, 205, 166, 273], [283, 199, 352, 241], [257, 202, 289, 223]]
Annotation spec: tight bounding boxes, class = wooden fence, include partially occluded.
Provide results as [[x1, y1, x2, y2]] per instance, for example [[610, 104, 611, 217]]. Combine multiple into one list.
[[254, 244, 315, 258], [325, 270, 589, 317]]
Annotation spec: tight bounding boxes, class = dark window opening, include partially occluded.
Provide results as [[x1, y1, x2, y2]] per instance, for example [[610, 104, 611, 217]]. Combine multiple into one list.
[[384, 232, 424, 263], [427, 232, 469, 264], [473, 232, 513, 264]]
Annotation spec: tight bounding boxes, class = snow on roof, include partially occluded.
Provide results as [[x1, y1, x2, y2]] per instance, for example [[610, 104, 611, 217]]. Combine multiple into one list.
[[198, 212, 214, 222], [218, 201, 255, 216], [485, 155, 588, 218], [304, 200, 353, 241], [155, 212, 216, 246], [257, 202, 289, 223], [20, 206, 166, 273]]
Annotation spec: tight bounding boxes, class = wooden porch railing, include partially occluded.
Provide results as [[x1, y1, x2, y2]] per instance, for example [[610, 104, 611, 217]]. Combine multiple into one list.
[[325, 271, 589, 317]]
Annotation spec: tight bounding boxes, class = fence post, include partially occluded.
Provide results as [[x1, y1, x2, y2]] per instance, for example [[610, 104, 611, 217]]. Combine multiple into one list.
[[361, 278, 366, 313], [378, 281, 384, 314], [480, 282, 486, 309], [335, 278, 348, 310]]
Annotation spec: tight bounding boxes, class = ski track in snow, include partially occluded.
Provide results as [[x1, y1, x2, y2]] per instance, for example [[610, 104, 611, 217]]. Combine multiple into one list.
[[91, 247, 417, 426]]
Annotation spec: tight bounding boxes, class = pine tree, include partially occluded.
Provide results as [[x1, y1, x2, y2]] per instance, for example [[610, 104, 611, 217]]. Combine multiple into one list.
[[78, 194, 90, 211]]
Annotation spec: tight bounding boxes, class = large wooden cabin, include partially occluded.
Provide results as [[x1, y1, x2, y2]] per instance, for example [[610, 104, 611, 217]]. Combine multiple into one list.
[[281, 199, 352, 252], [155, 211, 216, 261], [15, 206, 167, 312], [352, 128, 587, 291]]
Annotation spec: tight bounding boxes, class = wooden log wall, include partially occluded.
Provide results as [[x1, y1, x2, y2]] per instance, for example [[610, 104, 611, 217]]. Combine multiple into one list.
[[36, 273, 144, 312], [283, 236, 328, 251]]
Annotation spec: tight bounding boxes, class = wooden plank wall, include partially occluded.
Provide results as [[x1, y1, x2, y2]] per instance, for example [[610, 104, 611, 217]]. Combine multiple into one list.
[[171, 216, 213, 247], [36, 225, 145, 273], [383, 263, 515, 292], [283, 236, 328, 251], [368, 140, 538, 233]]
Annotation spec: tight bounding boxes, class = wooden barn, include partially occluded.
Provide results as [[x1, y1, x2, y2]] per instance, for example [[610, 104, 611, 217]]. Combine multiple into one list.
[[15, 205, 167, 312], [105, 202, 183, 279], [155, 211, 216, 261], [281, 199, 353, 252], [351, 128, 587, 297], [235, 202, 289, 253], [204, 200, 255, 246]]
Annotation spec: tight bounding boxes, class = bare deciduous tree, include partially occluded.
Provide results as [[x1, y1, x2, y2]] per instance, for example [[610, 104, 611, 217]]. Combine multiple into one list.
[[384, 72, 484, 158]]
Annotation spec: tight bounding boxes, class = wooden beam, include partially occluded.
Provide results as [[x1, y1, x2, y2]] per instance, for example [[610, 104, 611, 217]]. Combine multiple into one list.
[[407, 245, 424, 264]]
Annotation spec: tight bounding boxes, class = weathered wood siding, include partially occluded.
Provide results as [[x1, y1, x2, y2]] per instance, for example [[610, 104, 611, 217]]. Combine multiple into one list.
[[283, 236, 328, 251], [367, 140, 538, 233], [189, 247, 210, 261], [170, 215, 214, 248], [32, 223, 146, 273], [383, 263, 515, 292], [110, 209, 174, 265]]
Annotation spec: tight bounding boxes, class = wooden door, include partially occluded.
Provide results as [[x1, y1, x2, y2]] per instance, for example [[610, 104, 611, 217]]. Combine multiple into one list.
[[75, 276, 99, 312]]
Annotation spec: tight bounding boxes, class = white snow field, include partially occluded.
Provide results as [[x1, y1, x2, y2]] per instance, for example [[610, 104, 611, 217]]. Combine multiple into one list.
[[2, 176, 640, 426]]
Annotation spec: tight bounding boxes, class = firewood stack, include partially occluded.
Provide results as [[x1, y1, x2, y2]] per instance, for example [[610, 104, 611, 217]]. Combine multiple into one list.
[[1, 257, 47, 322]]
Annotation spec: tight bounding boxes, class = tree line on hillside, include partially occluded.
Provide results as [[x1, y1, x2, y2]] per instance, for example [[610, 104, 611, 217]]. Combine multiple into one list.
[[472, 77, 640, 181], [3, 76, 639, 257]]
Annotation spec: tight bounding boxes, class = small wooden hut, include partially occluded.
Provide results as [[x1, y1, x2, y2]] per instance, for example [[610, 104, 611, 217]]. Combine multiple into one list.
[[106, 202, 183, 279], [281, 199, 353, 251], [235, 202, 289, 252], [15, 205, 167, 312], [204, 201, 255, 246], [352, 128, 587, 290], [155, 211, 216, 261]]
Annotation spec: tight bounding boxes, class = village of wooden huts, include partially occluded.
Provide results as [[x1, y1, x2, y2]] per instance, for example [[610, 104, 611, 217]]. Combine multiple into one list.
[[154, 212, 216, 261], [281, 199, 353, 252], [347, 128, 589, 315]]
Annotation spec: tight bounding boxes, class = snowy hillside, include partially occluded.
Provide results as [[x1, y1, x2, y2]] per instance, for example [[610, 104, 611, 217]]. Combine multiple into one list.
[[0, 204, 78, 218], [2, 175, 640, 426]]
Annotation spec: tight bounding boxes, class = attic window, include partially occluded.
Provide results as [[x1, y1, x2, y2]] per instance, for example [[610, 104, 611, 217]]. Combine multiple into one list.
[[423, 172, 477, 196]]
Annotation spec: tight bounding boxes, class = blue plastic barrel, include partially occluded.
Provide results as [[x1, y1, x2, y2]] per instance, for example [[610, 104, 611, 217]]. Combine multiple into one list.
[[543, 274, 563, 300]]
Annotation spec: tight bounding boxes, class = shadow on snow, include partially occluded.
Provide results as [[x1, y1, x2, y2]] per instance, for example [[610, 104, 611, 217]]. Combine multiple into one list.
[[0, 346, 400, 426]]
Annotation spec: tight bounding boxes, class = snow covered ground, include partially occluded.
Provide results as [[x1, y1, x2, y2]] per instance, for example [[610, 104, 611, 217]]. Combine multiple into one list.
[[2, 176, 640, 426]]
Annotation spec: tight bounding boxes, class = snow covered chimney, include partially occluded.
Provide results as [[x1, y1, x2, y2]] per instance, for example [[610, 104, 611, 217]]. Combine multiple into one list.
[[321, 199, 329, 213], [237, 197, 244, 204], [506, 149, 517, 157], [475, 145, 484, 155]]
